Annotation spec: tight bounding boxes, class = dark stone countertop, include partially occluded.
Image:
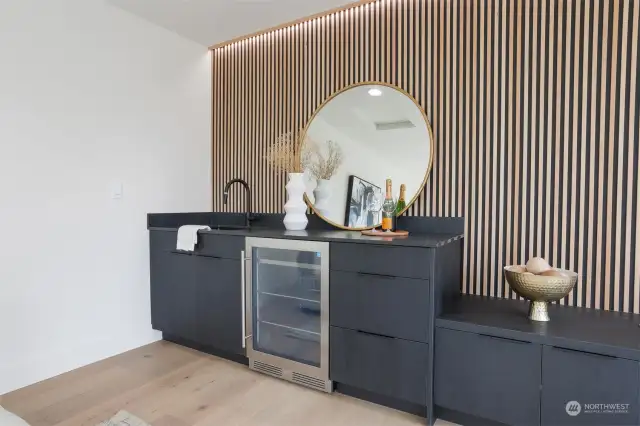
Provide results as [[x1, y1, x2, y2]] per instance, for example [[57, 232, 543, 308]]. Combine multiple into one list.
[[148, 226, 463, 248], [437, 295, 640, 361], [147, 212, 465, 248]]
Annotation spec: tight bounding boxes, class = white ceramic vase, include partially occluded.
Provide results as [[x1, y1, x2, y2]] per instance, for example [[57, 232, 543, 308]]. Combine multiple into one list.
[[283, 172, 308, 230], [313, 179, 332, 218]]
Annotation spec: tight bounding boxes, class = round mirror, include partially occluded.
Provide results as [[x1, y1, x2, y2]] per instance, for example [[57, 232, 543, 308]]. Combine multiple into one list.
[[301, 82, 433, 230]]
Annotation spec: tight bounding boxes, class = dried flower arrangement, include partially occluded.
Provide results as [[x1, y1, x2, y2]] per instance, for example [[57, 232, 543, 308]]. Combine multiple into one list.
[[264, 131, 305, 174], [302, 138, 344, 180]]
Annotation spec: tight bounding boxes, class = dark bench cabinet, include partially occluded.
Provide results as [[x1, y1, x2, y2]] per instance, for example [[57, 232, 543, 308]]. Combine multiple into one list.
[[435, 296, 640, 426]]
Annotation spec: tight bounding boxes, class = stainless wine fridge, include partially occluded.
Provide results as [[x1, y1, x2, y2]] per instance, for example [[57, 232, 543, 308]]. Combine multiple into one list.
[[243, 237, 331, 392]]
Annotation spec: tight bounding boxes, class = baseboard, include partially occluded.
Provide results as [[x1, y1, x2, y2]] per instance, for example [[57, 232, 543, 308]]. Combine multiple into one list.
[[162, 334, 248, 365], [335, 383, 428, 418]]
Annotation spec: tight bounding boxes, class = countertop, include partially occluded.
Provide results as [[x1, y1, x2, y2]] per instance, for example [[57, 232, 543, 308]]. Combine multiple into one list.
[[148, 226, 463, 248], [437, 295, 640, 361]]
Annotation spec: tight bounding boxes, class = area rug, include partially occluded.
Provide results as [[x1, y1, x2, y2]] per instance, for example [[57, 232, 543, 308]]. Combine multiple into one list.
[[97, 410, 151, 426], [0, 406, 30, 426]]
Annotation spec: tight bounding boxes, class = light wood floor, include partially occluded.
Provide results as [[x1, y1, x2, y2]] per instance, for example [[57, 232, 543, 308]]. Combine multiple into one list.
[[0, 341, 456, 426]]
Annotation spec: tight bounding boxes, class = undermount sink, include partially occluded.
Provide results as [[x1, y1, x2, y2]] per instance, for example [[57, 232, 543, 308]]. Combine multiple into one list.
[[212, 224, 250, 231]]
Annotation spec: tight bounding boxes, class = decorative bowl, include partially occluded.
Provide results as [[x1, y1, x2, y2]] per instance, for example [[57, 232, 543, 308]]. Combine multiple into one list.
[[503, 265, 578, 322]]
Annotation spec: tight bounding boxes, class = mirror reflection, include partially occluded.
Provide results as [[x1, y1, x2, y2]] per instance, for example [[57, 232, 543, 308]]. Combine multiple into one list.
[[302, 83, 432, 229]]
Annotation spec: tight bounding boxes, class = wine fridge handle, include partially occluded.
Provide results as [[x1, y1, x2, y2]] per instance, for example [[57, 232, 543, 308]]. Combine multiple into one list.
[[241, 250, 246, 349]]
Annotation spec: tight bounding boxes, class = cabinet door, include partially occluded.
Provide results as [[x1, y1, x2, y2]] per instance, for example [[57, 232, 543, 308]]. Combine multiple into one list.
[[194, 256, 244, 355], [330, 326, 428, 405], [150, 231, 174, 331], [149, 247, 197, 340], [542, 345, 640, 426], [435, 328, 541, 426]]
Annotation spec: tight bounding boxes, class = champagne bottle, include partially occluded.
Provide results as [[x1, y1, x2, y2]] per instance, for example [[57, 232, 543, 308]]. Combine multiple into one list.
[[381, 179, 395, 232], [395, 184, 407, 215]]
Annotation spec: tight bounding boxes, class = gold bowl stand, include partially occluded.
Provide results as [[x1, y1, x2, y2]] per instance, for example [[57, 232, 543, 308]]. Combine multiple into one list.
[[503, 266, 578, 322]]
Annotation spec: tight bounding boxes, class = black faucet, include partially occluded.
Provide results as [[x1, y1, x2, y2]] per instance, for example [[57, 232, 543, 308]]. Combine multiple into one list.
[[223, 178, 253, 228]]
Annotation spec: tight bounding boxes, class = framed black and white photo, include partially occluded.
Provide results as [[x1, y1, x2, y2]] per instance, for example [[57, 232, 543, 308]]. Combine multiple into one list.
[[344, 175, 382, 228]]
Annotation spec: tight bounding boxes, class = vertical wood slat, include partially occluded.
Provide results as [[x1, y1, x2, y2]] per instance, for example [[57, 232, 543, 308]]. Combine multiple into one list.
[[596, 0, 610, 310], [604, 0, 619, 310], [629, 0, 640, 314], [569, 0, 580, 306], [614, 1, 628, 312], [544, 0, 555, 299], [506, 0, 515, 298], [462, 0, 471, 295], [577, 0, 590, 309], [586, 0, 600, 310], [537, 0, 546, 292], [529, 0, 539, 293], [497, 0, 507, 298], [479, 0, 487, 296], [210, 0, 640, 314], [491, 0, 500, 298]]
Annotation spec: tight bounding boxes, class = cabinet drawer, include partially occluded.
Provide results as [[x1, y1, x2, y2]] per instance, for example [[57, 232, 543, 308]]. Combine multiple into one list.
[[435, 328, 541, 426], [330, 326, 428, 405], [542, 345, 640, 426], [196, 234, 244, 259], [330, 270, 430, 342], [330, 243, 431, 280]]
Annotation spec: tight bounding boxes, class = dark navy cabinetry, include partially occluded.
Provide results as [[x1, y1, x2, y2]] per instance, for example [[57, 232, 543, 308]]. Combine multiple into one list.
[[194, 255, 243, 355], [148, 213, 465, 425], [435, 328, 542, 426], [436, 296, 640, 426], [149, 229, 245, 358], [149, 213, 640, 426], [330, 270, 431, 343], [331, 326, 429, 405], [541, 345, 640, 426], [328, 243, 432, 408], [149, 231, 197, 340], [328, 239, 463, 425]]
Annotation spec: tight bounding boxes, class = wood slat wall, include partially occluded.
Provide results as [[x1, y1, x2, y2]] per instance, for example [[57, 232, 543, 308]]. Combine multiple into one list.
[[212, 0, 640, 313]]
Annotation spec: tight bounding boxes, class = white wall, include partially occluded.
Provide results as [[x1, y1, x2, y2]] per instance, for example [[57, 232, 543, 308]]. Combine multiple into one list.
[[0, 0, 211, 394]]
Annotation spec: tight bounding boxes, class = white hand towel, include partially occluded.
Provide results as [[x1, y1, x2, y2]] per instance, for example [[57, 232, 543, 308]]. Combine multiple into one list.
[[176, 225, 210, 251]]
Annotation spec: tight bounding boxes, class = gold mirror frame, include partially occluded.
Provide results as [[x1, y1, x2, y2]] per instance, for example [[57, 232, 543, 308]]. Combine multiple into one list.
[[299, 81, 434, 231]]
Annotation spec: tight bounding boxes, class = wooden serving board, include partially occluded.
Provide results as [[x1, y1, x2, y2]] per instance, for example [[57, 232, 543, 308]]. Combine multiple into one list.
[[361, 229, 409, 237]]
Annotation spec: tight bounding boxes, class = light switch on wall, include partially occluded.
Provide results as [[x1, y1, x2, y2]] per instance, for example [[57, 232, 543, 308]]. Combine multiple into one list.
[[110, 182, 123, 199]]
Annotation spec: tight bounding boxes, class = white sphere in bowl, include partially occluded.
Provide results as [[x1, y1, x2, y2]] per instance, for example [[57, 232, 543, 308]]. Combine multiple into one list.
[[526, 257, 551, 275]]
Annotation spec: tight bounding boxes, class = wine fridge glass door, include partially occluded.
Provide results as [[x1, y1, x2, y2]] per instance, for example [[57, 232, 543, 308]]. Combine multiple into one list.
[[251, 246, 323, 367]]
